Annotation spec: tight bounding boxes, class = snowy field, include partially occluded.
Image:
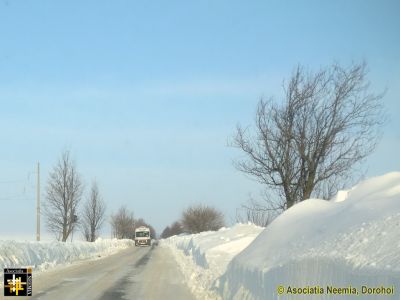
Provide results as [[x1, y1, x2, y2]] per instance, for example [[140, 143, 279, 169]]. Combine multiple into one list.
[[163, 172, 400, 300], [0, 238, 134, 274]]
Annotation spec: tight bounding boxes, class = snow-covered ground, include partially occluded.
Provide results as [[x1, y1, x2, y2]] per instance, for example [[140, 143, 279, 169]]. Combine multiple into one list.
[[0, 238, 134, 274], [161, 223, 263, 299], [164, 172, 400, 300]]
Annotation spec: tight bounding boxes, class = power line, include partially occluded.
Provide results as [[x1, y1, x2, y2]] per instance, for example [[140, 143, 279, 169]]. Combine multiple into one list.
[[0, 169, 37, 201], [0, 171, 35, 183], [0, 179, 29, 184], [0, 195, 34, 201]]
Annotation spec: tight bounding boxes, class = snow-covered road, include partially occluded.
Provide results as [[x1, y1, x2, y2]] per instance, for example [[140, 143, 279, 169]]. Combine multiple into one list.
[[4, 245, 194, 300]]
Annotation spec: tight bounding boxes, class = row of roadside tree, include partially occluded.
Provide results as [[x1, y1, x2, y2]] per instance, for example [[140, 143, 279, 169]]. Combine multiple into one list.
[[44, 150, 155, 242]]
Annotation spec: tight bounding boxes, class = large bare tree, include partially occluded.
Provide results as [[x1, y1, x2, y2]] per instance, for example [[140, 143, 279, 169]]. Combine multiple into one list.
[[232, 62, 384, 211], [45, 151, 83, 241], [81, 181, 106, 242]]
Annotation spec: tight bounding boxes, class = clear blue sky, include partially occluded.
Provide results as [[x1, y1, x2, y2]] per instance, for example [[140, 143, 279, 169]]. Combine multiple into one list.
[[0, 0, 399, 239]]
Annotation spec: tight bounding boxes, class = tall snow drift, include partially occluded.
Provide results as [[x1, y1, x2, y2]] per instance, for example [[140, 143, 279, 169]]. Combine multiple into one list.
[[219, 172, 400, 299]]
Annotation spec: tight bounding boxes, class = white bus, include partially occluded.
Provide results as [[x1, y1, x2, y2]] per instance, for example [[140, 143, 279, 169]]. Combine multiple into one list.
[[134, 226, 151, 246]]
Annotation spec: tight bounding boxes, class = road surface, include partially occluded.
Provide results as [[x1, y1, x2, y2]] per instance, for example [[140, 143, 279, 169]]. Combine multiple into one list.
[[6, 244, 195, 300]]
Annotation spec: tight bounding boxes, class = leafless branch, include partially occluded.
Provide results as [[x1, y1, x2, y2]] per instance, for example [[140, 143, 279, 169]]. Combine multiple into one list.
[[80, 180, 106, 242], [44, 150, 83, 241], [110, 206, 135, 239], [181, 204, 225, 234], [231, 62, 385, 212]]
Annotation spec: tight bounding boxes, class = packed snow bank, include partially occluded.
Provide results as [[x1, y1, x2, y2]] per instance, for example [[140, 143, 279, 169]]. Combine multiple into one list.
[[161, 224, 263, 299], [0, 238, 134, 273], [219, 172, 400, 299]]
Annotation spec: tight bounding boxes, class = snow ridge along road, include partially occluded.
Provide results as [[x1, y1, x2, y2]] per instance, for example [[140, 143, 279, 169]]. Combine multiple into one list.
[[164, 173, 400, 300], [4, 244, 195, 300]]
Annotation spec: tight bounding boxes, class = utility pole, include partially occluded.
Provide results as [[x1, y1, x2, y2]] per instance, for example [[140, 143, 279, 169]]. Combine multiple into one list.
[[36, 162, 40, 241]]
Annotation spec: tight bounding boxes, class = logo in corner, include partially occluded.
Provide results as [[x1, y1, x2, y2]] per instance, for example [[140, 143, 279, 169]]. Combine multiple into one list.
[[4, 268, 32, 296]]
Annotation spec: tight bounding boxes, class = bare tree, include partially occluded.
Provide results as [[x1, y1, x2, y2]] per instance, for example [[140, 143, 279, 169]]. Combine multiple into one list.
[[182, 204, 225, 234], [81, 181, 106, 242], [235, 198, 275, 227], [45, 151, 83, 241], [161, 221, 183, 239], [161, 226, 171, 239], [170, 221, 183, 236], [232, 62, 384, 211], [110, 206, 135, 239]]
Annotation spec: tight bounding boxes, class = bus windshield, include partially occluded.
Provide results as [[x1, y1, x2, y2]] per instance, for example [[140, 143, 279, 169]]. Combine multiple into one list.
[[135, 231, 150, 238]]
